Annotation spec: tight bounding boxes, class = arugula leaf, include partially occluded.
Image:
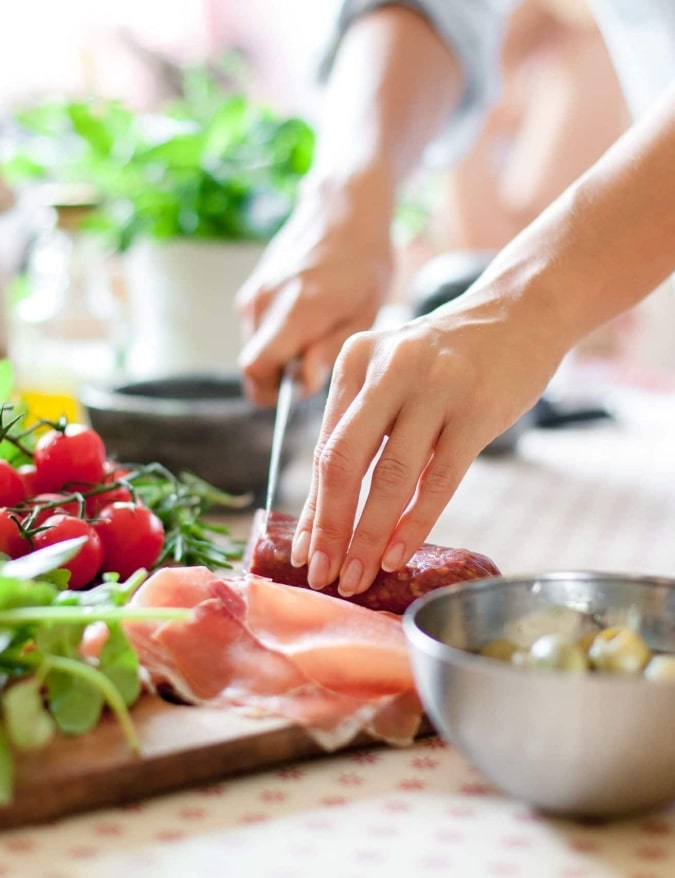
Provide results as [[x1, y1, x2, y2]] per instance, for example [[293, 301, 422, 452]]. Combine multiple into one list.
[[99, 623, 141, 707], [3, 678, 56, 751], [35, 620, 83, 659], [0, 577, 58, 611], [42, 655, 140, 749], [46, 665, 104, 736]]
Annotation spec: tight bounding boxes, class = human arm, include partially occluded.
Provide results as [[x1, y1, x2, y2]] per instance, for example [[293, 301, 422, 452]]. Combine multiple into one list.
[[291, 82, 675, 596], [235, 5, 463, 405]]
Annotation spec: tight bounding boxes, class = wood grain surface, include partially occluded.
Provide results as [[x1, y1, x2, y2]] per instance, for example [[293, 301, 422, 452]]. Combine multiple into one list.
[[2, 696, 335, 830]]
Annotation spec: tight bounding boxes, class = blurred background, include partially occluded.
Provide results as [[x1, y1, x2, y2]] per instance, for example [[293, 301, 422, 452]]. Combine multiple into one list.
[[0, 0, 673, 426]]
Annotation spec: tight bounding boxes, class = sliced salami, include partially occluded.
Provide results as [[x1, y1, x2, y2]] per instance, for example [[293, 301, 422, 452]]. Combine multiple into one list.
[[244, 509, 500, 614]]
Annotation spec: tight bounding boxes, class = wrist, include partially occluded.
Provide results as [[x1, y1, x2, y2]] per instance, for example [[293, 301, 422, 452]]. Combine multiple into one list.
[[299, 164, 397, 246]]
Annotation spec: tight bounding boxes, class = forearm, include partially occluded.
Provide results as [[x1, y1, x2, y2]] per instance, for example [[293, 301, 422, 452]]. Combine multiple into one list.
[[467, 83, 675, 360], [307, 6, 462, 213]]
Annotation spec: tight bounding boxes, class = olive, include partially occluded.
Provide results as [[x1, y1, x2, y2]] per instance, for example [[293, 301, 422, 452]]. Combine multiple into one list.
[[588, 626, 651, 674], [524, 632, 589, 672], [644, 655, 675, 682], [505, 604, 589, 649], [577, 630, 598, 656], [480, 638, 519, 662]]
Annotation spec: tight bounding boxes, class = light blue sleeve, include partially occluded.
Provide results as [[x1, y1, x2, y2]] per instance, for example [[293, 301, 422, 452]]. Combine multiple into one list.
[[321, 0, 519, 164]]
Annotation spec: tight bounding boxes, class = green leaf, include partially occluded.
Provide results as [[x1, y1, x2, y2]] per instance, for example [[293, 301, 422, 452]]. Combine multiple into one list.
[[35, 621, 83, 660], [0, 577, 58, 611], [99, 624, 141, 707], [1, 537, 87, 581], [57, 568, 147, 609], [139, 131, 205, 169], [67, 101, 116, 156], [46, 666, 104, 736], [0, 360, 14, 404], [3, 678, 56, 751], [42, 655, 139, 750], [0, 722, 13, 806]]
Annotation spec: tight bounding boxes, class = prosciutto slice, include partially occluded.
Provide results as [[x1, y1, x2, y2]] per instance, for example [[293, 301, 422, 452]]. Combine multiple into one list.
[[122, 566, 423, 750], [245, 509, 500, 614]]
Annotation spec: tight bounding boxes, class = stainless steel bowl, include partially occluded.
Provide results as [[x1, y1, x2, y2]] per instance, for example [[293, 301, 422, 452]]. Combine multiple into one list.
[[404, 571, 675, 818]]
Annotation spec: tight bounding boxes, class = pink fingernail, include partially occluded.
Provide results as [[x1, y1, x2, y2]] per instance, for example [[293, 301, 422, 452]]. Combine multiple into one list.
[[382, 541, 405, 572], [308, 550, 330, 590], [338, 557, 363, 597], [291, 529, 311, 567]]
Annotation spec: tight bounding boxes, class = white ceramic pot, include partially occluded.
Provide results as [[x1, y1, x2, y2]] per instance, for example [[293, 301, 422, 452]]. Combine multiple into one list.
[[124, 238, 266, 377]]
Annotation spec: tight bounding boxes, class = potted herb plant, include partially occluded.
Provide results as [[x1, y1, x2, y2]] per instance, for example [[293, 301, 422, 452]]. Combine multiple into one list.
[[1, 56, 315, 377]]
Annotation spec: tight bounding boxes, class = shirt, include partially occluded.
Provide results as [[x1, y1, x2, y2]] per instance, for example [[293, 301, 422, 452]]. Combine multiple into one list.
[[324, 0, 675, 163]]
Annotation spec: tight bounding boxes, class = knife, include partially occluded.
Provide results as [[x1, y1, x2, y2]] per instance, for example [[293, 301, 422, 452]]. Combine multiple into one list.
[[262, 358, 301, 535]]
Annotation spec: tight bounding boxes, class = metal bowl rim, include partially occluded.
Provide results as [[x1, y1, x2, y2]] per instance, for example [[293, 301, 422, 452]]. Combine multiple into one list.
[[403, 570, 675, 684]]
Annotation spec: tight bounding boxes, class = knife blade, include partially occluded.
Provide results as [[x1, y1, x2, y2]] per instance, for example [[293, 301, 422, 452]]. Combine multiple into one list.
[[262, 358, 301, 534]]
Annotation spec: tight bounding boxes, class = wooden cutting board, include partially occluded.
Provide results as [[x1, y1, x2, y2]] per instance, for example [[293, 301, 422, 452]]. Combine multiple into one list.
[[1, 695, 352, 830]]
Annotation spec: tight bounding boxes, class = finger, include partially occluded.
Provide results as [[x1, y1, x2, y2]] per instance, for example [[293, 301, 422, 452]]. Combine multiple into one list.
[[380, 421, 475, 573], [238, 278, 308, 405], [291, 337, 377, 579], [240, 293, 369, 405], [290, 348, 362, 568], [234, 269, 274, 337], [336, 401, 445, 596], [299, 313, 372, 397]]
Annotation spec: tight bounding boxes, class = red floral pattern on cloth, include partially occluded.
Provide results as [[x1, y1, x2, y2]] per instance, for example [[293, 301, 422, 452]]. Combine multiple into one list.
[[2, 738, 675, 877]]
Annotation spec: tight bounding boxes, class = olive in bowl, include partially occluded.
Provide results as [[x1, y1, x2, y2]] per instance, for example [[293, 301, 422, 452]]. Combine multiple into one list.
[[404, 571, 675, 818]]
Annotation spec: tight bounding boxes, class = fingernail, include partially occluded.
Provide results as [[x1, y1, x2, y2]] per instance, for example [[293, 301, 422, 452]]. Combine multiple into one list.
[[382, 541, 405, 572], [338, 557, 363, 597], [291, 529, 311, 567], [308, 550, 330, 590]]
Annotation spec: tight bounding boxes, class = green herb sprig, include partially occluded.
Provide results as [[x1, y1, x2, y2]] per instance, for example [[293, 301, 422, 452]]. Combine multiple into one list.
[[110, 464, 250, 569]]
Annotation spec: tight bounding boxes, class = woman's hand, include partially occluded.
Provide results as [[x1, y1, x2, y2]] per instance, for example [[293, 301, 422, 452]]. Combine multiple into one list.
[[236, 173, 395, 406], [289, 271, 567, 597], [289, 81, 675, 596]]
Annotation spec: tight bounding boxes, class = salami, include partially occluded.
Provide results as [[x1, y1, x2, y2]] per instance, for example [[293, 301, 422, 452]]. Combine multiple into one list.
[[244, 509, 501, 614]]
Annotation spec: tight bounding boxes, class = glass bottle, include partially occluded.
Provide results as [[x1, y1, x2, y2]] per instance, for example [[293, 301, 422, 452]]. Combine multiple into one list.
[[7, 186, 126, 424]]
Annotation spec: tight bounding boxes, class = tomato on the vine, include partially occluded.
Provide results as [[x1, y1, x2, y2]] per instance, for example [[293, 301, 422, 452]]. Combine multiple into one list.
[[16, 464, 39, 497], [0, 507, 29, 558], [26, 493, 83, 527], [33, 425, 106, 494], [95, 502, 165, 580], [85, 462, 133, 517], [0, 460, 26, 506], [32, 514, 103, 589]]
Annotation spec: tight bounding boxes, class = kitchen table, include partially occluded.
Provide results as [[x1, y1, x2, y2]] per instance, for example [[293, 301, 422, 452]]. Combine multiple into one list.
[[1, 358, 674, 878]]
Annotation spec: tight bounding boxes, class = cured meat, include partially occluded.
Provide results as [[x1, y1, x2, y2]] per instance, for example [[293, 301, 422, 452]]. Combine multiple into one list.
[[122, 566, 423, 750], [245, 509, 500, 614]]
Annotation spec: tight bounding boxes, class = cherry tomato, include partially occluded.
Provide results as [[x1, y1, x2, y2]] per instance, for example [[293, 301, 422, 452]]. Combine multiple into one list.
[[16, 464, 39, 498], [0, 507, 29, 558], [0, 460, 26, 506], [32, 514, 103, 589], [94, 502, 165, 580], [26, 493, 83, 527], [33, 425, 106, 494], [85, 462, 133, 517]]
